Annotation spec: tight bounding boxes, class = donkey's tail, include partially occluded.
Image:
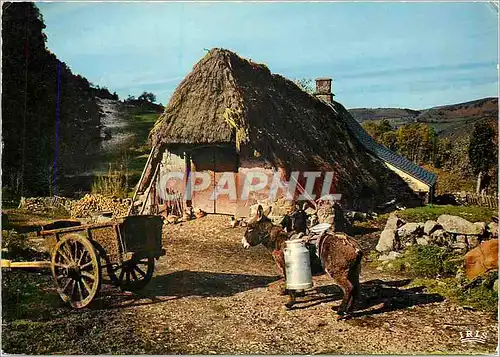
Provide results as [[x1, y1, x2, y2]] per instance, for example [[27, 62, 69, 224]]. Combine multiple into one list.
[[354, 247, 363, 266]]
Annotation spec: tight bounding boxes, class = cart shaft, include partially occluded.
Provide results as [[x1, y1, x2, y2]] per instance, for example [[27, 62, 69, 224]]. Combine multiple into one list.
[[1, 259, 51, 269]]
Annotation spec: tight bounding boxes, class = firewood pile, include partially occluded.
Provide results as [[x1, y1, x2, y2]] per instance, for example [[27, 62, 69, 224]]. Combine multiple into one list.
[[18, 196, 72, 214], [69, 194, 131, 218]]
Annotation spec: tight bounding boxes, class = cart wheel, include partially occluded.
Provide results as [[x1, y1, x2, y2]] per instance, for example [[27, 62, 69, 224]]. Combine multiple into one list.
[[110, 257, 154, 291], [51, 234, 101, 309]]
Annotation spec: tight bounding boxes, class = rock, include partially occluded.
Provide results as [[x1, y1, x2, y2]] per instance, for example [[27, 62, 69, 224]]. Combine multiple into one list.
[[473, 222, 486, 236], [487, 222, 498, 238], [468, 236, 480, 249], [378, 251, 401, 261], [456, 235, 467, 244], [429, 229, 447, 246], [308, 214, 319, 227], [384, 213, 404, 231], [316, 201, 334, 224], [437, 214, 482, 235], [321, 215, 335, 225], [376, 229, 397, 253], [397, 223, 424, 239], [416, 237, 429, 245], [464, 239, 498, 280], [305, 207, 317, 215], [423, 220, 441, 235], [451, 242, 468, 252]]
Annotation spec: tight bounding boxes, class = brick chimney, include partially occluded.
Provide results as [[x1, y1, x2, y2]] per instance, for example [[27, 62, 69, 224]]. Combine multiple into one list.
[[314, 78, 334, 103]]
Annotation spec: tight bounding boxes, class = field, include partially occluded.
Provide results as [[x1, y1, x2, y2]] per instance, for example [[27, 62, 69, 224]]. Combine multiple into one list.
[[2, 213, 498, 354]]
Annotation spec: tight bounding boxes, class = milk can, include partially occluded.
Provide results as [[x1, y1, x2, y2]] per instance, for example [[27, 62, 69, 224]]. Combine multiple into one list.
[[284, 240, 313, 290]]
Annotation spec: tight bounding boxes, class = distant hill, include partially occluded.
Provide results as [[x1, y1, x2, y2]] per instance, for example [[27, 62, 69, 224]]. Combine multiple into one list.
[[349, 97, 498, 137]]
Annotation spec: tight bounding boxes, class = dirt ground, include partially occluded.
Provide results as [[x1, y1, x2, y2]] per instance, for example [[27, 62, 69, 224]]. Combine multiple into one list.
[[2, 215, 498, 354]]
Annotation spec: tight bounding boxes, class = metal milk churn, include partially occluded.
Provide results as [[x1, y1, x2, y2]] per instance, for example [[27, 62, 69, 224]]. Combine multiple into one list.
[[284, 240, 313, 290]]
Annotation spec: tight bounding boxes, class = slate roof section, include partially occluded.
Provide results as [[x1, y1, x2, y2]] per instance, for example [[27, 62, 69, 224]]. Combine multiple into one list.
[[342, 109, 438, 187]]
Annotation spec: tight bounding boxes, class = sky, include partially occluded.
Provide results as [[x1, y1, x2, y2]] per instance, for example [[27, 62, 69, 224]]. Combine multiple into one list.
[[37, 1, 499, 109]]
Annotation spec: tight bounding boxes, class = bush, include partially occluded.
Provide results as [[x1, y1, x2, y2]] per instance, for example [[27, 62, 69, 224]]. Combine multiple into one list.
[[2, 230, 29, 253], [91, 163, 129, 198], [403, 245, 446, 277]]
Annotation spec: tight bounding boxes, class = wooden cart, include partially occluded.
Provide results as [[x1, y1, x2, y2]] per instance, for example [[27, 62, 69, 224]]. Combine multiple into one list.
[[2, 215, 165, 309]]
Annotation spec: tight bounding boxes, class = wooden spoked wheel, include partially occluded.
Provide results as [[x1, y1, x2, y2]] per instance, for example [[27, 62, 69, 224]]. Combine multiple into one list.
[[51, 234, 101, 309], [110, 257, 154, 291]]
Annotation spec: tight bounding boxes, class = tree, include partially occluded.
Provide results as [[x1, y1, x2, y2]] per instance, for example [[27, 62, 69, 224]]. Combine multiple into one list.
[[2, 2, 101, 196], [293, 78, 314, 94], [379, 130, 398, 151], [468, 121, 497, 193], [361, 119, 393, 141], [138, 91, 156, 103]]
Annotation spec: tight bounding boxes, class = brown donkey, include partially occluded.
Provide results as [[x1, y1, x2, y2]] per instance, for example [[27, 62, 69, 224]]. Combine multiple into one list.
[[242, 205, 363, 319]]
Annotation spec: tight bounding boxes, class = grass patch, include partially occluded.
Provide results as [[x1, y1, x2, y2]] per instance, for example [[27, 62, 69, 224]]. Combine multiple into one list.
[[91, 108, 160, 183], [371, 244, 498, 313], [385, 205, 496, 223], [91, 163, 130, 198], [372, 245, 463, 278], [410, 273, 498, 313], [402, 245, 463, 277]]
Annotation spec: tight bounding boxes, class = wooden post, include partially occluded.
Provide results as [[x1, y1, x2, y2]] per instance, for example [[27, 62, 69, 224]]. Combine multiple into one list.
[[139, 163, 160, 215], [127, 148, 155, 216], [185, 152, 192, 209]]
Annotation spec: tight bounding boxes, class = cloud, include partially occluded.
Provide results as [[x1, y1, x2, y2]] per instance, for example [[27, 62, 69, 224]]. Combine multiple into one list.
[[112, 76, 184, 90]]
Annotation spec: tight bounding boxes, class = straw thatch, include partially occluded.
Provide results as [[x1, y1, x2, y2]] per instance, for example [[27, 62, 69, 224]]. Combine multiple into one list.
[[139, 48, 417, 209]]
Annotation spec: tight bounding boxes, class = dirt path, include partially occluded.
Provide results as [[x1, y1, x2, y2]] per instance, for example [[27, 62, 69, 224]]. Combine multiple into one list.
[[2, 215, 498, 354]]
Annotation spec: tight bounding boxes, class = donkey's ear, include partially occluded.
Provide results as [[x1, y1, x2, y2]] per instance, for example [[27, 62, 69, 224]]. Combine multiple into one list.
[[264, 206, 272, 217], [256, 205, 264, 220]]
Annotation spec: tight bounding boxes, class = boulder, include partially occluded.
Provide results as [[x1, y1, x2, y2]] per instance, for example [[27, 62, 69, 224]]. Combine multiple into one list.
[[437, 214, 482, 235], [384, 213, 404, 231], [423, 220, 441, 235], [376, 229, 397, 253], [397, 223, 424, 239], [487, 222, 498, 238], [378, 251, 402, 261], [468, 236, 480, 249], [416, 237, 429, 245], [456, 235, 467, 244], [451, 242, 468, 252], [464, 239, 498, 280], [429, 229, 447, 246], [473, 222, 486, 236]]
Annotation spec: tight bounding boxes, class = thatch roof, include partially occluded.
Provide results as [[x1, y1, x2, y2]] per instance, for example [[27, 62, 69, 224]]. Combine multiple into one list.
[[140, 48, 418, 209]]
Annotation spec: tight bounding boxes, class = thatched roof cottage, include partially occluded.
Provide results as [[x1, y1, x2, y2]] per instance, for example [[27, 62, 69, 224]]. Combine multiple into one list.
[[132, 48, 435, 217]]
